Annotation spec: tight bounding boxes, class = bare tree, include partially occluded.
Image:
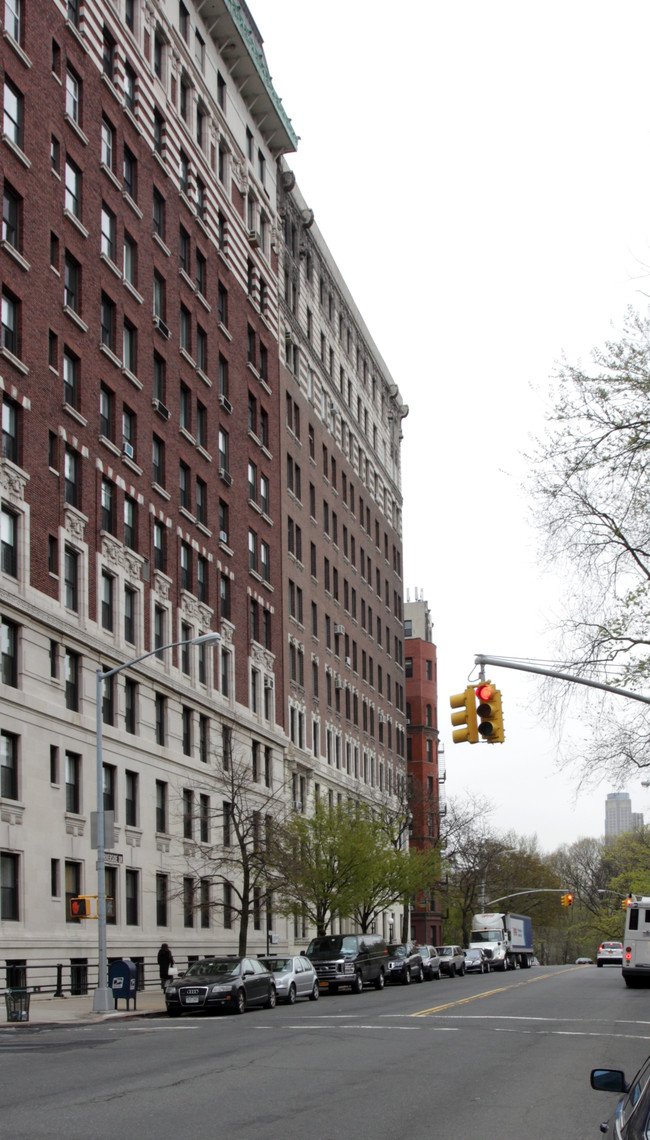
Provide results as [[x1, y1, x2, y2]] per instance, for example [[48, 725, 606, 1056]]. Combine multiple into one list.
[[171, 727, 287, 954], [528, 305, 650, 780]]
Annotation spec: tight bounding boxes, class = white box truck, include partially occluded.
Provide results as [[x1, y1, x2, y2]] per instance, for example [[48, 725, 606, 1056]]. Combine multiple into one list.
[[469, 912, 534, 970], [622, 895, 650, 987]]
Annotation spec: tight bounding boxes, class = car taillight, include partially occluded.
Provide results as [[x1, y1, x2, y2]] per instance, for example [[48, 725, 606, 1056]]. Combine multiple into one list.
[[625, 948, 632, 962]]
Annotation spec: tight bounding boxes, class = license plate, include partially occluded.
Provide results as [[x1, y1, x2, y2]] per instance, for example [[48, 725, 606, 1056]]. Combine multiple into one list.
[[185, 996, 200, 1003]]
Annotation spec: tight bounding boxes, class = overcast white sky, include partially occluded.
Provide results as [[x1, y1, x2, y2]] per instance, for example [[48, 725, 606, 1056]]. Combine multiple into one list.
[[252, 0, 650, 851]]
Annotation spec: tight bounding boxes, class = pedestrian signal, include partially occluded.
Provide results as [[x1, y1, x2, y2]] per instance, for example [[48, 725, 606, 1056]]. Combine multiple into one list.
[[69, 897, 91, 919]]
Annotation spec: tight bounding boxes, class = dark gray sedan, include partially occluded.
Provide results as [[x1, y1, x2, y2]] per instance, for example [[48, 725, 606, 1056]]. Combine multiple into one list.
[[165, 956, 276, 1016]]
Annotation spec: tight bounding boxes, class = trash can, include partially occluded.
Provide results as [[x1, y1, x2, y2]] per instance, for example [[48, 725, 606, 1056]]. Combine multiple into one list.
[[5, 989, 30, 1022]]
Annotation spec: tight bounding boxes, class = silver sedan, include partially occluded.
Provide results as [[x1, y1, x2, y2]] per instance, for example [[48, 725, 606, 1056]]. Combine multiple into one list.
[[260, 955, 320, 1004]]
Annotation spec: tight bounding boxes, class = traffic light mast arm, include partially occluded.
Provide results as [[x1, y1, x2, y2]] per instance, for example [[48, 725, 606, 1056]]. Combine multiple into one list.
[[475, 655, 650, 706], [484, 888, 574, 907]]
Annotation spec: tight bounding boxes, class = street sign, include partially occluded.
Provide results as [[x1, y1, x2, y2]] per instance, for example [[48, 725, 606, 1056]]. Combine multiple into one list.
[[104, 852, 123, 865]]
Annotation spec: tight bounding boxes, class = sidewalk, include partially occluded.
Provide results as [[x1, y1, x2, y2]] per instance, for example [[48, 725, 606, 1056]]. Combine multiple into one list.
[[2, 987, 167, 1027]]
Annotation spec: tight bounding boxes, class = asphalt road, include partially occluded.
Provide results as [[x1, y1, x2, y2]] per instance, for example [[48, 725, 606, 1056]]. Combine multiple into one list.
[[1, 964, 648, 1140]]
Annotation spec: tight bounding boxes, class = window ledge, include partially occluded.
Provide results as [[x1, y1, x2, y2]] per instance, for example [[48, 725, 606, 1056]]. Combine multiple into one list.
[[64, 209, 89, 239], [64, 19, 89, 53], [152, 231, 170, 257], [152, 481, 170, 501], [196, 522, 211, 538], [179, 346, 195, 369], [195, 366, 211, 388], [64, 112, 89, 147], [123, 192, 142, 219], [179, 426, 195, 446], [100, 72, 121, 105], [100, 162, 121, 191], [99, 434, 121, 458], [3, 30, 32, 69], [260, 378, 272, 396], [1, 240, 30, 271], [218, 321, 231, 341], [179, 505, 195, 524], [246, 361, 260, 380], [196, 290, 211, 313], [122, 367, 142, 390], [179, 267, 194, 292], [0, 345, 28, 374], [62, 402, 88, 427], [122, 454, 143, 476], [196, 444, 211, 463], [152, 149, 167, 172], [99, 342, 122, 368], [123, 106, 142, 135], [100, 251, 121, 279], [2, 133, 31, 168], [122, 278, 143, 304]]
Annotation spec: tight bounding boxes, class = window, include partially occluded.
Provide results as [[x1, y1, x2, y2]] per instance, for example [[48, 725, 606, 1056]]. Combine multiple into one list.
[[248, 529, 257, 573], [64, 447, 79, 506], [4, 78, 23, 147], [101, 571, 113, 631], [5, 0, 21, 44], [124, 496, 136, 550], [64, 547, 78, 611], [179, 461, 190, 510], [217, 282, 228, 325], [152, 435, 164, 486], [153, 271, 165, 319], [1, 398, 18, 463], [183, 877, 194, 927], [179, 304, 191, 353], [0, 730, 17, 799], [65, 751, 80, 813], [123, 145, 137, 200], [1, 289, 18, 356], [64, 254, 80, 313], [196, 177, 206, 221], [260, 541, 269, 582], [63, 349, 78, 408], [123, 319, 137, 374], [100, 203, 115, 260], [1, 853, 19, 920], [153, 108, 164, 154], [180, 540, 191, 590], [102, 763, 115, 812], [1, 617, 17, 687], [183, 788, 193, 838], [155, 778, 167, 830], [65, 67, 80, 124], [99, 386, 113, 440], [197, 555, 207, 603], [0, 508, 16, 577], [196, 476, 206, 524], [182, 707, 192, 756], [156, 874, 168, 926], [196, 250, 206, 295], [125, 869, 138, 925], [123, 61, 136, 113], [99, 291, 115, 348], [155, 696, 166, 748], [101, 477, 114, 533], [153, 518, 165, 570], [2, 181, 20, 250], [103, 26, 116, 80], [153, 188, 165, 238], [154, 604, 165, 658], [124, 585, 136, 644], [101, 117, 114, 169]]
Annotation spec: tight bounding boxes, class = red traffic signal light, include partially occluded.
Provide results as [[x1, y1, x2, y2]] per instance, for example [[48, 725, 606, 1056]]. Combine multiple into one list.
[[561, 893, 574, 907], [476, 683, 505, 743]]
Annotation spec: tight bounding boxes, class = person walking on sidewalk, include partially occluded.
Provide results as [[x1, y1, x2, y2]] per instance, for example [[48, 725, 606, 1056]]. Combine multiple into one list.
[[157, 943, 174, 990]]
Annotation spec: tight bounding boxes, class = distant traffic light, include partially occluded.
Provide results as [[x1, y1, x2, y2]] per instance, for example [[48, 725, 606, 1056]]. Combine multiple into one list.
[[476, 683, 505, 744], [622, 895, 633, 909], [69, 897, 91, 919], [449, 686, 479, 744], [561, 893, 574, 907]]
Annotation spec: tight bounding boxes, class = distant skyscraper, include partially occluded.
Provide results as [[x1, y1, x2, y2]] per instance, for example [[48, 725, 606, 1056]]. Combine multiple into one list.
[[605, 792, 644, 839]]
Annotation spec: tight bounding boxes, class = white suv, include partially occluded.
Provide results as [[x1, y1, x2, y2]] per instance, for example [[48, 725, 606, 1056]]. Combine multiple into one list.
[[597, 940, 623, 967]]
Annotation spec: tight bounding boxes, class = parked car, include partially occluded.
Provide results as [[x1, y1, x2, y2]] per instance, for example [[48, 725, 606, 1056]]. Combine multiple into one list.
[[436, 945, 467, 977], [165, 956, 276, 1016], [386, 943, 424, 984], [305, 933, 387, 993], [591, 1052, 650, 1136], [464, 948, 490, 974], [597, 941, 623, 967], [260, 956, 319, 1004], [418, 945, 442, 980]]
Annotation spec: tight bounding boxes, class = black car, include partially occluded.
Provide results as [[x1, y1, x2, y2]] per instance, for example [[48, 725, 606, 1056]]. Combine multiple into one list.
[[464, 948, 490, 974], [386, 943, 424, 984], [591, 1052, 650, 1136], [165, 956, 276, 1016]]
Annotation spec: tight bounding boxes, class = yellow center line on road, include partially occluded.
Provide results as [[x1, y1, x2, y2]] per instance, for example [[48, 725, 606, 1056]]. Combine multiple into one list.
[[412, 965, 585, 1017]]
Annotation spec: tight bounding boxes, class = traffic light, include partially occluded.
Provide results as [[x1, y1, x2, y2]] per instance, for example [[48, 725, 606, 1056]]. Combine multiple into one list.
[[475, 683, 505, 743], [622, 895, 633, 909], [69, 897, 91, 919], [450, 686, 479, 744], [561, 893, 574, 907]]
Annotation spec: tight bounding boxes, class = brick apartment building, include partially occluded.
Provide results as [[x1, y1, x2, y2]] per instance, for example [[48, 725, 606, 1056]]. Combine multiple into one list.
[[0, 0, 407, 982], [404, 592, 443, 946]]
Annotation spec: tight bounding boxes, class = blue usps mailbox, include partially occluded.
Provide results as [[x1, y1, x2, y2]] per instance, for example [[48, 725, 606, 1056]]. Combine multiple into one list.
[[109, 959, 137, 1010]]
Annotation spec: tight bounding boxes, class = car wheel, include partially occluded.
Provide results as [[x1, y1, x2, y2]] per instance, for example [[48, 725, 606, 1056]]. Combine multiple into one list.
[[403, 967, 411, 985], [434, 967, 441, 980], [374, 969, 385, 991], [265, 985, 276, 1009], [458, 963, 465, 977], [309, 981, 320, 1001], [235, 989, 246, 1015], [328, 982, 339, 995], [416, 966, 424, 983], [352, 972, 364, 994], [449, 964, 456, 979], [286, 983, 297, 1005]]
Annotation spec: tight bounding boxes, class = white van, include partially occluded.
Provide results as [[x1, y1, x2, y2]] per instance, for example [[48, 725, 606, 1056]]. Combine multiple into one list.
[[623, 896, 650, 988]]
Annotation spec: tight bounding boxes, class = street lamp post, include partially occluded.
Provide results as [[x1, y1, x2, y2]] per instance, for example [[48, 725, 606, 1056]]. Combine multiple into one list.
[[92, 631, 221, 1013]]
